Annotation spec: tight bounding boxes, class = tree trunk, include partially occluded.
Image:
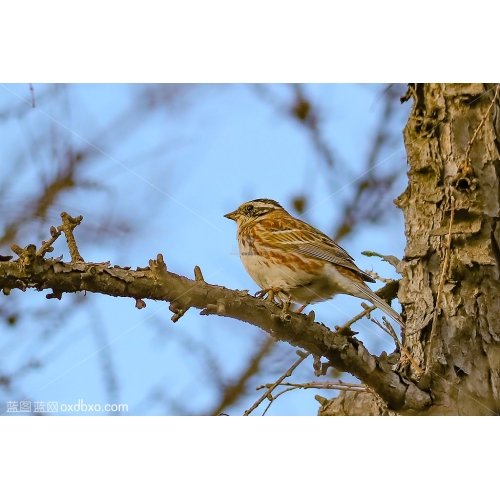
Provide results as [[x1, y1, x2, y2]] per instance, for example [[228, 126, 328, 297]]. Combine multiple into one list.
[[320, 83, 500, 416]]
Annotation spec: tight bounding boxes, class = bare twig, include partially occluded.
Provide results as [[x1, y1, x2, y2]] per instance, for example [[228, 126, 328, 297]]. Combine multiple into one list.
[[400, 84, 417, 104], [257, 380, 367, 392], [361, 250, 400, 268], [135, 298, 147, 309], [59, 212, 84, 263], [260, 380, 368, 415], [194, 265, 205, 281], [362, 270, 394, 283], [37, 225, 62, 257], [372, 317, 422, 375], [334, 304, 376, 336], [244, 350, 310, 416]]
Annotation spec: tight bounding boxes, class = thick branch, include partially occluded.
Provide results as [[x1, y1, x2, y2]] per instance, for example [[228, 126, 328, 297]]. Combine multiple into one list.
[[0, 249, 430, 412]]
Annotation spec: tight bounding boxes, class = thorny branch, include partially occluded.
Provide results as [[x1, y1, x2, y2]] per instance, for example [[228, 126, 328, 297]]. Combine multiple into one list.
[[0, 213, 432, 413]]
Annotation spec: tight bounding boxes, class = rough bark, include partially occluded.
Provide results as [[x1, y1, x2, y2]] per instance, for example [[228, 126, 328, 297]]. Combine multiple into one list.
[[320, 83, 500, 416], [317, 391, 396, 416], [401, 83, 500, 415]]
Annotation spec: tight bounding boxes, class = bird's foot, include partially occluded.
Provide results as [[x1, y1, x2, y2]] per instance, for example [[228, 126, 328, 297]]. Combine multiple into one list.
[[255, 287, 283, 303], [255, 288, 291, 314]]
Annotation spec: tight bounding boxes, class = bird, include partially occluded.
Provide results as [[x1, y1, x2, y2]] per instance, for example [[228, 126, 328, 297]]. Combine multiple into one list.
[[224, 198, 404, 328]]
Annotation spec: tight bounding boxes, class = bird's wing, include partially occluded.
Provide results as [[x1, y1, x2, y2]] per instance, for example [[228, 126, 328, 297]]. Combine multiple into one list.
[[261, 219, 375, 283]]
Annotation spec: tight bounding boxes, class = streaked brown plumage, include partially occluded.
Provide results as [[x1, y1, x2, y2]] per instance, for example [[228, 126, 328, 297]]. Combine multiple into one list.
[[224, 198, 404, 328]]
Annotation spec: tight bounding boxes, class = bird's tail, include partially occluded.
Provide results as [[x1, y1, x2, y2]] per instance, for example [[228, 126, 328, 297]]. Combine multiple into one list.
[[352, 282, 405, 329]]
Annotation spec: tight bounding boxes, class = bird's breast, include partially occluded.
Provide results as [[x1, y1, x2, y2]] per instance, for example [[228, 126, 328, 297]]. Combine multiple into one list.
[[237, 225, 327, 293]]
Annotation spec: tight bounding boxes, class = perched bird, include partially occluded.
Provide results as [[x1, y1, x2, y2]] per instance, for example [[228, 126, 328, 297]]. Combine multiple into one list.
[[224, 198, 404, 328]]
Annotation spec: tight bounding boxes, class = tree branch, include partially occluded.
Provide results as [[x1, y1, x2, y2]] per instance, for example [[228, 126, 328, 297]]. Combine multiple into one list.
[[0, 214, 431, 412], [0, 260, 428, 412]]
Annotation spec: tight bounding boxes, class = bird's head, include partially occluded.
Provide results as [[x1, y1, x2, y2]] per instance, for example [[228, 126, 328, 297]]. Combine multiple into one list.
[[224, 199, 283, 224]]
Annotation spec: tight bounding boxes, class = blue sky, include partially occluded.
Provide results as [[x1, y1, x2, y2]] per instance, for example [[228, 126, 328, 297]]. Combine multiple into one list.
[[0, 83, 411, 415]]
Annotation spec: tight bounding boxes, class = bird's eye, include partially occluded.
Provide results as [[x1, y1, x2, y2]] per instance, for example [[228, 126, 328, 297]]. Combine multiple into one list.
[[245, 205, 254, 213]]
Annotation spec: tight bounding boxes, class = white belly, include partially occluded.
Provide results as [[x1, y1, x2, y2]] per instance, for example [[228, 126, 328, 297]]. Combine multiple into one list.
[[240, 244, 365, 305], [241, 252, 306, 290]]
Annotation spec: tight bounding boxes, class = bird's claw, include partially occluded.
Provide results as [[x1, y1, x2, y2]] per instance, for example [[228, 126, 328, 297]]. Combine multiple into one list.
[[255, 287, 282, 302], [255, 288, 292, 311]]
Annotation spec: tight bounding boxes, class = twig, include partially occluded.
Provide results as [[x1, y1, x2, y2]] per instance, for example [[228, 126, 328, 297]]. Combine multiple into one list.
[[135, 298, 147, 309], [37, 225, 62, 257], [261, 380, 368, 415], [363, 270, 394, 283], [312, 354, 322, 376], [372, 317, 423, 375], [193, 265, 205, 281], [244, 350, 310, 416], [260, 388, 296, 414], [400, 84, 417, 104], [257, 380, 367, 392], [59, 212, 84, 263], [361, 250, 400, 268], [334, 304, 376, 335]]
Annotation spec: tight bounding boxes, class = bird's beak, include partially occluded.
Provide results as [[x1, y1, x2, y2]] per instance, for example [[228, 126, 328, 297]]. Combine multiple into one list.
[[224, 210, 238, 221]]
